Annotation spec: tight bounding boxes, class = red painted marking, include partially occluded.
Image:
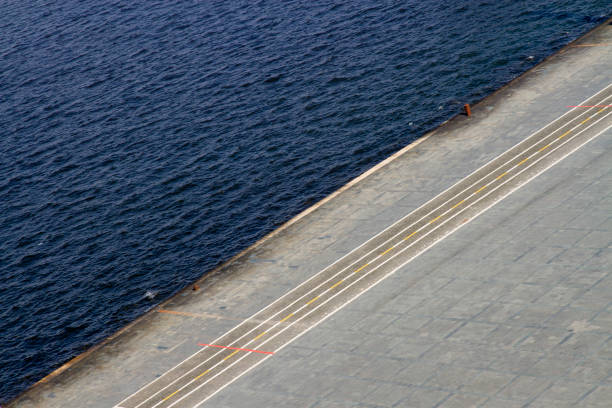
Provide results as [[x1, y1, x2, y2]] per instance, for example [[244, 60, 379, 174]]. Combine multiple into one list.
[[198, 343, 274, 355], [567, 105, 612, 108]]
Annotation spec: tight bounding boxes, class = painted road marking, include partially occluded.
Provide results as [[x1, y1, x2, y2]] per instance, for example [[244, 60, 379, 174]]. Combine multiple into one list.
[[329, 279, 344, 290], [353, 263, 369, 273], [193, 370, 210, 381], [380, 246, 394, 256], [538, 144, 551, 151], [279, 313, 293, 323], [197, 344, 274, 355], [450, 200, 465, 209], [429, 215, 442, 224], [403, 230, 419, 240], [252, 332, 267, 341], [115, 84, 612, 408], [306, 296, 319, 305], [162, 390, 180, 401]]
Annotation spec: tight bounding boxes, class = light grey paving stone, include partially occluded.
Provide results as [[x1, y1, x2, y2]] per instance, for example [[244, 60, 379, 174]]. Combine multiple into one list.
[[382, 315, 432, 336], [516, 328, 571, 352], [536, 285, 585, 307], [595, 338, 612, 360], [395, 388, 449, 408], [354, 312, 403, 334], [480, 398, 526, 408], [324, 377, 377, 403], [488, 349, 542, 373], [534, 380, 595, 404], [442, 298, 493, 320], [550, 247, 600, 268], [576, 231, 612, 249], [210, 388, 316, 408], [354, 357, 410, 383], [579, 384, 612, 407], [525, 355, 581, 377], [543, 229, 590, 248], [562, 271, 609, 289], [446, 322, 498, 345], [476, 302, 526, 324], [423, 365, 482, 391], [579, 248, 612, 272], [566, 212, 612, 230], [395, 362, 441, 387], [437, 393, 487, 408], [500, 283, 551, 305], [496, 375, 552, 403], [507, 304, 560, 327], [309, 400, 381, 408], [461, 370, 516, 396], [361, 382, 413, 407], [515, 246, 566, 265], [566, 358, 612, 384], [482, 325, 532, 348]]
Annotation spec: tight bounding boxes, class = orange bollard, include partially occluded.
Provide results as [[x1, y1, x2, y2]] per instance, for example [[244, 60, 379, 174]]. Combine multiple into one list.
[[464, 103, 471, 117]]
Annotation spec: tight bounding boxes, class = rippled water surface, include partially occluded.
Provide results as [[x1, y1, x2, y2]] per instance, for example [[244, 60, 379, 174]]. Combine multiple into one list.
[[1, 0, 610, 402]]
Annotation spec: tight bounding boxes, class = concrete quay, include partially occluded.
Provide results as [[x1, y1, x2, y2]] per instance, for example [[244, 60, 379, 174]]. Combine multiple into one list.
[[8, 18, 612, 408]]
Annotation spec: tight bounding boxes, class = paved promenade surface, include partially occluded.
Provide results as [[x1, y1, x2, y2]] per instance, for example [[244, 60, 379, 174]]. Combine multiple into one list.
[[9, 19, 612, 408]]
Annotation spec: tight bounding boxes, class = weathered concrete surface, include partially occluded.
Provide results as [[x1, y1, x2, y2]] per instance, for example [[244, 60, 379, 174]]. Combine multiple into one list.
[[9, 18, 612, 408]]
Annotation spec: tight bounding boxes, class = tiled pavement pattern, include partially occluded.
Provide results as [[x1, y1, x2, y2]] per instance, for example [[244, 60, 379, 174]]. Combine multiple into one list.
[[8, 17, 612, 408], [206, 128, 612, 408]]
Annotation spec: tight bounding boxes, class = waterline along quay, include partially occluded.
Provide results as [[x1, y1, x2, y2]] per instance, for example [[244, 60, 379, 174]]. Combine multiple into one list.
[[8, 17, 612, 408]]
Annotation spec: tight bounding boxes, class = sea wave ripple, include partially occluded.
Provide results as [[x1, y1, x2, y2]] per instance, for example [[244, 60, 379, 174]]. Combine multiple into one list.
[[0, 0, 610, 402]]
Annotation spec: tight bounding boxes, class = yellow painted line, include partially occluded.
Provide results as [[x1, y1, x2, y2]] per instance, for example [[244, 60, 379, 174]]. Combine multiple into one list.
[[163, 389, 180, 401], [496, 172, 507, 180], [252, 332, 267, 341], [474, 185, 487, 194], [280, 313, 293, 322], [598, 107, 607, 113], [538, 144, 551, 152], [330, 279, 344, 290], [517, 157, 529, 166], [223, 350, 240, 361], [354, 263, 369, 273], [194, 369, 211, 381], [451, 199, 465, 209], [403, 231, 418, 240], [380, 246, 394, 256], [558, 130, 571, 139], [580, 117, 591, 125], [306, 296, 319, 305], [429, 215, 442, 224]]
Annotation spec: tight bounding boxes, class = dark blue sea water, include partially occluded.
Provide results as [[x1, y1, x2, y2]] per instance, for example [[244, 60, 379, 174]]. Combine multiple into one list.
[[1, 0, 610, 402]]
